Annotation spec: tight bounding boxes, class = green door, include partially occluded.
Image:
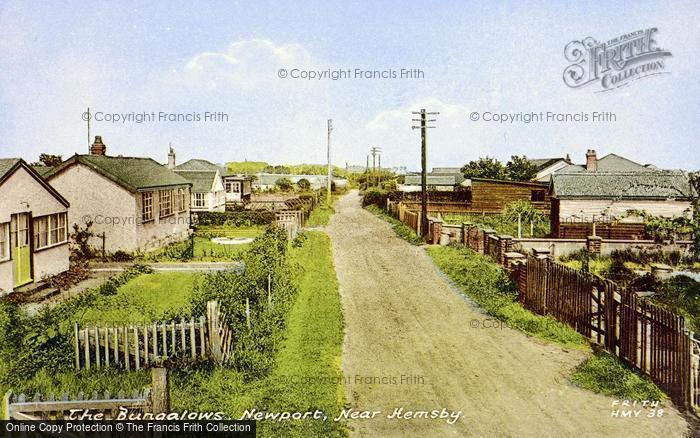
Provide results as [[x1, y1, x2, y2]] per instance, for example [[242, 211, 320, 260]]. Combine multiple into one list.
[[11, 213, 32, 288]]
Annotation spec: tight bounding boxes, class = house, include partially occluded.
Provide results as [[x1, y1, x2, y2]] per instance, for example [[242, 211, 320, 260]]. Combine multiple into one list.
[[0, 158, 70, 293], [46, 136, 192, 253], [549, 171, 694, 238], [532, 150, 657, 182], [169, 151, 251, 207], [174, 169, 226, 212]]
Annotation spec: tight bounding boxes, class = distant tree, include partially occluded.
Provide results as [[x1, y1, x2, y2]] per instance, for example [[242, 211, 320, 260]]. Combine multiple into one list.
[[275, 177, 294, 191], [505, 155, 538, 181], [31, 153, 63, 168], [460, 157, 506, 180], [263, 165, 292, 174], [297, 178, 311, 191]]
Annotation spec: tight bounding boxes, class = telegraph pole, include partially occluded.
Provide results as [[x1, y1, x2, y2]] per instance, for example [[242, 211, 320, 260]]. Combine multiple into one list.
[[370, 147, 381, 187], [86, 107, 91, 153], [327, 119, 333, 204], [412, 109, 438, 239]]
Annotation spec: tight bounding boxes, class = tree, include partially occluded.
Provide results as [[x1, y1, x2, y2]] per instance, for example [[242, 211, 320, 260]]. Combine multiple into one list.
[[505, 155, 538, 181], [263, 165, 292, 174], [31, 154, 62, 168], [460, 157, 506, 180], [296, 178, 311, 191], [275, 177, 293, 191]]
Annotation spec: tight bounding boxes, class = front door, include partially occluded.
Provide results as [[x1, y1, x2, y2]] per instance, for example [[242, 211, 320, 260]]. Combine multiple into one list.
[[11, 213, 32, 288]]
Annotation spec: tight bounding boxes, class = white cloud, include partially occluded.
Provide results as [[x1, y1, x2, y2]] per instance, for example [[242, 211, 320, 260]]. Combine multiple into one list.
[[174, 39, 315, 91]]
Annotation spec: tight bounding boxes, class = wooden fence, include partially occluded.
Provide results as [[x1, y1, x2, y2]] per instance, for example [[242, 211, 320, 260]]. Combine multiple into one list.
[[521, 256, 695, 407], [74, 301, 233, 370], [4, 368, 170, 420]]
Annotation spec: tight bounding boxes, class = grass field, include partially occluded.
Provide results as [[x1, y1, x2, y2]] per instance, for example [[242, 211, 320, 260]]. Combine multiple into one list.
[[144, 226, 262, 262]]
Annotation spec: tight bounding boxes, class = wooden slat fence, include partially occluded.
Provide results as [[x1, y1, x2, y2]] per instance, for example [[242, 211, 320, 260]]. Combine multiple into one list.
[[74, 301, 233, 370], [4, 389, 151, 420], [520, 256, 696, 408]]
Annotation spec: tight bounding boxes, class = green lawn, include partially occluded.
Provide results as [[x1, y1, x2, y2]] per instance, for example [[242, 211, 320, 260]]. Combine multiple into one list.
[[79, 272, 198, 324], [144, 226, 262, 262]]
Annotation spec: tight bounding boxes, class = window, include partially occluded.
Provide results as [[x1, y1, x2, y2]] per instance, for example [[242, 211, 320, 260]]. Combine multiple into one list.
[[194, 193, 206, 208], [0, 223, 8, 260], [159, 190, 173, 218], [225, 181, 241, 193], [179, 189, 187, 212], [531, 190, 546, 203], [142, 192, 153, 222], [33, 213, 68, 249]]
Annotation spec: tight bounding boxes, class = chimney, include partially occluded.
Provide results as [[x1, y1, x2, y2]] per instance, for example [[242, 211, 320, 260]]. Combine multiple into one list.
[[167, 147, 176, 169], [585, 149, 597, 171], [90, 135, 107, 156]]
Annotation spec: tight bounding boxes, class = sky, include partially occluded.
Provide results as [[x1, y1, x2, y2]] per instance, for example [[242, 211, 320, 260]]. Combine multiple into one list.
[[0, 0, 698, 171]]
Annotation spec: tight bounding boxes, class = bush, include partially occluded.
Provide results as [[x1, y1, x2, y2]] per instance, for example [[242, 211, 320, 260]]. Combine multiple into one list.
[[195, 211, 275, 227], [189, 226, 299, 378], [110, 250, 134, 262], [362, 187, 388, 208]]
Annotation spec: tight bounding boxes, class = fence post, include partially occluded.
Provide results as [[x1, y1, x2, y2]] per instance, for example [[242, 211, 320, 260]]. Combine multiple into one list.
[[151, 368, 170, 414], [2, 391, 11, 420]]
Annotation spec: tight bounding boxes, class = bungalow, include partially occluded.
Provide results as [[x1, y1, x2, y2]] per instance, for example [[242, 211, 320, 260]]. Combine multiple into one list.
[[169, 151, 251, 207], [0, 158, 70, 293], [532, 150, 657, 182], [46, 136, 192, 253], [549, 171, 694, 238]]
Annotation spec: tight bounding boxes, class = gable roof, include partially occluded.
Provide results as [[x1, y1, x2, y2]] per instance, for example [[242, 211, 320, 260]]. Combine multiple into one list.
[[174, 159, 220, 172], [595, 153, 653, 172], [173, 170, 220, 193], [47, 155, 191, 192], [528, 157, 569, 170], [551, 171, 694, 200], [0, 158, 70, 207], [431, 167, 462, 174]]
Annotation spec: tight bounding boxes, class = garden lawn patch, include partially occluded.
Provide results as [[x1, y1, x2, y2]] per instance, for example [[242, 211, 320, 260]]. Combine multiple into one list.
[[79, 272, 198, 324], [442, 212, 550, 238], [427, 245, 586, 349]]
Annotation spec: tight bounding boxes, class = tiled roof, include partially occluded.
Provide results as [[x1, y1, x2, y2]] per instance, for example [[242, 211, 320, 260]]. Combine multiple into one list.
[[174, 170, 218, 193], [0, 158, 20, 180], [551, 171, 693, 199], [47, 155, 191, 192], [403, 174, 457, 186]]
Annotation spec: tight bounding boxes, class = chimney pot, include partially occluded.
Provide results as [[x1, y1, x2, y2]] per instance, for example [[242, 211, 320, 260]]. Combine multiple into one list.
[[90, 135, 107, 156], [167, 147, 176, 169]]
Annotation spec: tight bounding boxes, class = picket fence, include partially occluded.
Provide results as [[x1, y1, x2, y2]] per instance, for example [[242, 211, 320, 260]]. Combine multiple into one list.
[[74, 301, 233, 369], [521, 256, 697, 408]]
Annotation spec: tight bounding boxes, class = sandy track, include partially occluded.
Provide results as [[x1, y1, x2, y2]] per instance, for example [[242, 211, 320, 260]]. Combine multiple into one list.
[[326, 191, 688, 437]]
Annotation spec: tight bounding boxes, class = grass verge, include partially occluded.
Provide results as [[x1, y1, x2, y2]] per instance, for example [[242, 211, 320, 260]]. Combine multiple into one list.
[[171, 231, 346, 437], [306, 194, 340, 227], [570, 351, 665, 401], [427, 245, 586, 349], [365, 205, 423, 245]]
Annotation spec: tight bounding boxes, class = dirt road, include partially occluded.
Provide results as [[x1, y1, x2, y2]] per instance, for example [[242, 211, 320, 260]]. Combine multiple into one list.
[[326, 191, 688, 437]]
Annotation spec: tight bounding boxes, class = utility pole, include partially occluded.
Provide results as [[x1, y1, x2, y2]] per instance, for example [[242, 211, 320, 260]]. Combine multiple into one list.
[[378, 153, 382, 186], [412, 109, 438, 239], [86, 107, 91, 153], [370, 146, 381, 187], [327, 119, 333, 205]]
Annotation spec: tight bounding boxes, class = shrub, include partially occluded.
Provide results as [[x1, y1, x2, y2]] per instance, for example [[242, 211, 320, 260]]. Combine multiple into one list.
[[110, 250, 134, 262], [296, 178, 311, 191], [275, 177, 294, 192], [189, 226, 298, 378], [362, 187, 388, 208], [195, 211, 275, 227]]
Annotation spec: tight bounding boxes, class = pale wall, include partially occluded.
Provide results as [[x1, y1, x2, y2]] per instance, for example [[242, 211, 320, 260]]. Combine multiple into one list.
[[558, 199, 692, 221], [49, 164, 139, 252]]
